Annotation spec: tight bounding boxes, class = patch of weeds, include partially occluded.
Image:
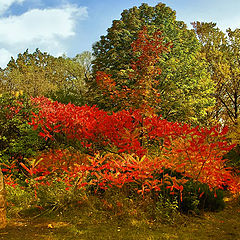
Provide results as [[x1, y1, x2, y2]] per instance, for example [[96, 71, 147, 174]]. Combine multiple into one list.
[[6, 184, 36, 217]]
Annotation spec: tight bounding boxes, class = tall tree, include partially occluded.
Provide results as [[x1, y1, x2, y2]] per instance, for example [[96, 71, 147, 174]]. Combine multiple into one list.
[[92, 3, 215, 124], [192, 22, 240, 125], [96, 27, 170, 115]]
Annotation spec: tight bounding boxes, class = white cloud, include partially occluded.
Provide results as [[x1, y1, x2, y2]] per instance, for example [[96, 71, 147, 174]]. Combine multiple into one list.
[[0, 4, 88, 68], [0, 5, 87, 44], [0, 0, 25, 15], [0, 48, 13, 68]]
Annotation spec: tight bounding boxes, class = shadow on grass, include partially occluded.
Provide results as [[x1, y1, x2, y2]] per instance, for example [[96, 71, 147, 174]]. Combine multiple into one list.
[[0, 200, 240, 240]]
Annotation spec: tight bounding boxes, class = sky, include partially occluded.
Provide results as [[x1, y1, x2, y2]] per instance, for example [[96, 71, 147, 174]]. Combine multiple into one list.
[[0, 0, 240, 68]]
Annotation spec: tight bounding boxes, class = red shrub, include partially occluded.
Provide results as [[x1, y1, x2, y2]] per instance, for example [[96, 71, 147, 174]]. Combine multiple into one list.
[[26, 97, 240, 196]]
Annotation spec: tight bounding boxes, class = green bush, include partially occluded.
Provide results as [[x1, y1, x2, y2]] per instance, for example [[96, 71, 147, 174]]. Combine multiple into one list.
[[0, 92, 48, 173], [224, 146, 240, 174], [180, 181, 225, 213]]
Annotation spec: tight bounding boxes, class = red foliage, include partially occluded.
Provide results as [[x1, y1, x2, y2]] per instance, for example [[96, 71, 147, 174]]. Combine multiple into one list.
[[30, 96, 147, 156], [96, 27, 171, 114], [27, 97, 240, 196]]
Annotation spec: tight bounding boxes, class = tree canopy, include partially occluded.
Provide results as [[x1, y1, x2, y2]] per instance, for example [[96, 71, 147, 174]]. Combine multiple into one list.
[[96, 27, 170, 116], [193, 22, 240, 125], [92, 3, 215, 124], [0, 49, 93, 105]]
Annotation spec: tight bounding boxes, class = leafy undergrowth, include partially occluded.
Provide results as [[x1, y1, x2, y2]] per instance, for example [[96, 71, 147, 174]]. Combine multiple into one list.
[[1, 199, 239, 240]]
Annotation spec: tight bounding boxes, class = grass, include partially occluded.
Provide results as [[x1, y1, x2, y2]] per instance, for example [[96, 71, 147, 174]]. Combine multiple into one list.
[[0, 198, 239, 240]]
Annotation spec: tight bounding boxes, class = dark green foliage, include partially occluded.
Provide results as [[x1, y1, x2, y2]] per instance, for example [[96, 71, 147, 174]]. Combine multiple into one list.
[[224, 145, 240, 174], [0, 93, 47, 167], [47, 89, 86, 106], [180, 181, 225, 213]]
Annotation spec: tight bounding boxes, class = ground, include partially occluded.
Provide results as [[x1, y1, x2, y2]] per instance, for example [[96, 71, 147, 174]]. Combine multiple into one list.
[[0, 199, 239, 240]]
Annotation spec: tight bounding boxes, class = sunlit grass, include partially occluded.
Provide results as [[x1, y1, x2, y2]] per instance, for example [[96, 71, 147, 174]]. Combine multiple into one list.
[[1, 197, 239, 240]]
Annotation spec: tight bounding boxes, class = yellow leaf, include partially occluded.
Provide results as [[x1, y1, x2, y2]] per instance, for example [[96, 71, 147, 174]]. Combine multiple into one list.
[[48, 224, 54, 229]]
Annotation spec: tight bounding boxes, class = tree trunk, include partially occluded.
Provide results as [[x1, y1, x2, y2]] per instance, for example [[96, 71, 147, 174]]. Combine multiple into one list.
[[0, 167, 6, 228]]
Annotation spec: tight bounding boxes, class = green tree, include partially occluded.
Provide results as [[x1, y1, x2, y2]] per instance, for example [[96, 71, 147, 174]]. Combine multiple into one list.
[[96, 27, 170, 115], [92, 3, 215, 124], [1, 49, 61, 96], [0, 49, 93, 105], [49, 51, 94, 105], [192, 22, 240, 125]]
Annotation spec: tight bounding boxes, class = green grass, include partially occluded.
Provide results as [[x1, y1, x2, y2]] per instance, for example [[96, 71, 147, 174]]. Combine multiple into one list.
[[0, 198, 239, 240]]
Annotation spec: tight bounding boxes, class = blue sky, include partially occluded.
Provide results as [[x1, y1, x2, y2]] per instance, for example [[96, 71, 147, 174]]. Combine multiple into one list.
[[0, 0, 240, 68]]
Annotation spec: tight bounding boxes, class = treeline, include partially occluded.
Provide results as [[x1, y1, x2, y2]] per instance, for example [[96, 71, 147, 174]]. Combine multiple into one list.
[[0, 50, 93, 106], [1, 3, 240, 129]]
